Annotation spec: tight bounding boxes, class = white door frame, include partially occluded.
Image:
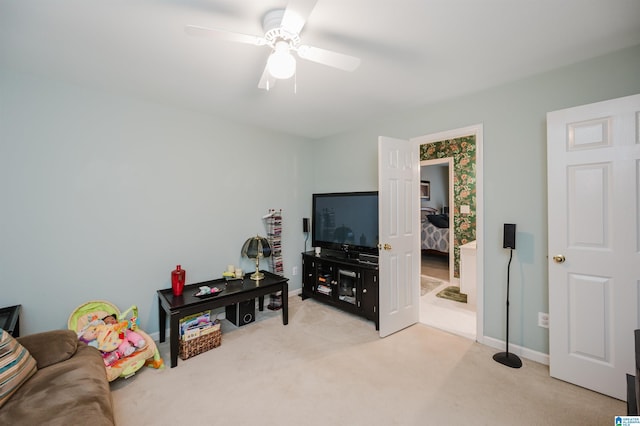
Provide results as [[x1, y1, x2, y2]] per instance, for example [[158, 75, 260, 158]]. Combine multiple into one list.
[[411, 124, 484, 343]]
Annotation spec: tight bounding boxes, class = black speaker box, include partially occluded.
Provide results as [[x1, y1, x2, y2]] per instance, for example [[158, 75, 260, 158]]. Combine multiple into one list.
[[225, 299, 255, 327], [303, 217, 310, 233], [503, 223, 516, 249]]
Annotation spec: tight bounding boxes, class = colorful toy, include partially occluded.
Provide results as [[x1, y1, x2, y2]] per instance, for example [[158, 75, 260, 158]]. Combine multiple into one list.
[[102, 314, 146, 357], [68, 300, 164, 381]]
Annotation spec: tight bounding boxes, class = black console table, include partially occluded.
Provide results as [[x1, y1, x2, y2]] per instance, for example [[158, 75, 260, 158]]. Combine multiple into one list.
[[301, 251, 379, 329], [158, 271, 288, 367]]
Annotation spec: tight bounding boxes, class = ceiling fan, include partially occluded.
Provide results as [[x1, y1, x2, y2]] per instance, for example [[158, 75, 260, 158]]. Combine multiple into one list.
[[185, 0, 361, 90]]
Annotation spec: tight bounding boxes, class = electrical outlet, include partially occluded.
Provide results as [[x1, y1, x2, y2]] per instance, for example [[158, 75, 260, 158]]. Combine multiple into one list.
[[538, 312, 549, 328], [292, 266, 298, 276]]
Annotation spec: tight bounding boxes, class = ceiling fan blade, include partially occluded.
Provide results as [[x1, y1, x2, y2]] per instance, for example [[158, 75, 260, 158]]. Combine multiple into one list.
[[184, 25, 266, 46], [297, 45, 361, 72], [281, 0, 318, 34], [258, 64, 277, 90]]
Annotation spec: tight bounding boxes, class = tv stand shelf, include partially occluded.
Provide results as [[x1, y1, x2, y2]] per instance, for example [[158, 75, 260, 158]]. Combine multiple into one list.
[[301, 251, 379, 330]]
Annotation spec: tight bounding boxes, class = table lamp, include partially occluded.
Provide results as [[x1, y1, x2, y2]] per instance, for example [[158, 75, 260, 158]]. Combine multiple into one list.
[[241, 235, 272, 280]]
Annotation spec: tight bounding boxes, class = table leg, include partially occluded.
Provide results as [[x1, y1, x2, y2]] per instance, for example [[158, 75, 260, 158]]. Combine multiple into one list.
[[258, 295, 264, 311], [158, 297, 166, 343], [169, 314, 180, 368], [282, 282, 288, 325]]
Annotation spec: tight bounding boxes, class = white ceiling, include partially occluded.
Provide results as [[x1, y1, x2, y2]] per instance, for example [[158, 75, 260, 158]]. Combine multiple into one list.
[[2, 0, 639, 139]]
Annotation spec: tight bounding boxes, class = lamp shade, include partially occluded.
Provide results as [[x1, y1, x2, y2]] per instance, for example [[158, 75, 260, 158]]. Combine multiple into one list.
[[241, 235, 272, 259], [241, 235, 271, 280]]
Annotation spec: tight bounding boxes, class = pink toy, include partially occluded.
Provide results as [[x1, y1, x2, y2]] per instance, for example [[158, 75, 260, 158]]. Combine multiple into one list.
[[115, 330, 146, 357], [125, 329, 145, 348]]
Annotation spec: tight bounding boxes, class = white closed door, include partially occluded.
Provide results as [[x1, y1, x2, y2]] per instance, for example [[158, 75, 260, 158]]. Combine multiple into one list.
[[378, 136, 420, 337], [547, 93, 640, 400]]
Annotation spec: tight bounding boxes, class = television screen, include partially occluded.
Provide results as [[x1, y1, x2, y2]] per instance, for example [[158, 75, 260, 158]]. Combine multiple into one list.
[[312, 191, 379, 255]]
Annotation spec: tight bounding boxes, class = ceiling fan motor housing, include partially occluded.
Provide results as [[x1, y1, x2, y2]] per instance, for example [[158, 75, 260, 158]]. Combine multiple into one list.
[[262, 9, 284, 32], [262, 9, 300, 49]]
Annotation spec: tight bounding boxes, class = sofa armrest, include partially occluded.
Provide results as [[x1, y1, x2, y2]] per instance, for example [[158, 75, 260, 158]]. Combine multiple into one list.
[[17, 330, 79, 369]]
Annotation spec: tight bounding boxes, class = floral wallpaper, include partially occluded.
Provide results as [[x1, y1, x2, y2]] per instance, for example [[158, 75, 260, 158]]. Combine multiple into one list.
[[420, 135, 476, 277]]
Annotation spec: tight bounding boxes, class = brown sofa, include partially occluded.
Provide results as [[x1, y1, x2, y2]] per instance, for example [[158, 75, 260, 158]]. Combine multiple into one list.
[[0, 329, 115, 426]]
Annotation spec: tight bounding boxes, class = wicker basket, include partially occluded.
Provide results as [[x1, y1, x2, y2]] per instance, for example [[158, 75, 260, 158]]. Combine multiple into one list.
[[179, 327, 222, 360]]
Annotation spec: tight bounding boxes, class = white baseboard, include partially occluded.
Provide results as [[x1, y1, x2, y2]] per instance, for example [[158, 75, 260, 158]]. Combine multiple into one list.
[[148, 294, 550, 369], [149, 289, 550, 367], [149, 330, 165, 342], [479, 335, 550, 365], [288, 288, 302, 297]]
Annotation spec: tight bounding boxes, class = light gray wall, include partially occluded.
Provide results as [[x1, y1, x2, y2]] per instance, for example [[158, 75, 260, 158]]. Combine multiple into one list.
[[0, 70, 314, 335], [420, 165, 448, 211], [313, 44, 640, 354], [2, 45, 639, 354]]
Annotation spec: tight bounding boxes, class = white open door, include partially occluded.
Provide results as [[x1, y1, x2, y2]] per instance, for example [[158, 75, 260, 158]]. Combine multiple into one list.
[[378, 136, 420, 337], [547, 93, 640, 400]]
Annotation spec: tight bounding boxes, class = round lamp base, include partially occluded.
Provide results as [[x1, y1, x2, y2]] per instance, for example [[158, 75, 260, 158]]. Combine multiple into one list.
[[250, 271, 265, 281]]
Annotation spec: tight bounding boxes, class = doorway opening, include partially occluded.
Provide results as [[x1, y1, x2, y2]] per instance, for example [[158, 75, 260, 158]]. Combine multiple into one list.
[[418, 159, 475, 340], [412, 125, 483, 342]]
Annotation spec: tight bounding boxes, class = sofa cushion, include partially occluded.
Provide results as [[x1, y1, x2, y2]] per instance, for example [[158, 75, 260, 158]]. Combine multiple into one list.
[[0, 330, 37, 408], [0, 343, 114, 426], [17, 329, 78, 369]]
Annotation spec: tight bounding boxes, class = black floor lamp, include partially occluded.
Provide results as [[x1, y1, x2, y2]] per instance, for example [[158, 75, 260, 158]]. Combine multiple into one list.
[[493, 224, 522, 369]]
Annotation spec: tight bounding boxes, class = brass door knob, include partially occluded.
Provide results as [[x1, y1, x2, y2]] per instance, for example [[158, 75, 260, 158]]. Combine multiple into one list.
[[553, 254, 566, 263], [377, 243, 392, 250]]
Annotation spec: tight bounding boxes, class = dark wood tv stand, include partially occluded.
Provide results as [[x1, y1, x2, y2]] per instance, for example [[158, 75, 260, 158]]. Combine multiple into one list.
[[301, 251, 379, 330]]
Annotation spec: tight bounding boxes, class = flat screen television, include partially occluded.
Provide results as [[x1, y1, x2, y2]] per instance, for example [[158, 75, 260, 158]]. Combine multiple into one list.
[[312, 191, 379, 256]]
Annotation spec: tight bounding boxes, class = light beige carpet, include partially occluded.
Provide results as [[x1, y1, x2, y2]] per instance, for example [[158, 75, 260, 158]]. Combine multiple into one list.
[[110, 296, 625, 425]]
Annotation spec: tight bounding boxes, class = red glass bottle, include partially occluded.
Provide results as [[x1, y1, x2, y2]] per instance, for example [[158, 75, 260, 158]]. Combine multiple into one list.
[[171, 265, 185, 296]]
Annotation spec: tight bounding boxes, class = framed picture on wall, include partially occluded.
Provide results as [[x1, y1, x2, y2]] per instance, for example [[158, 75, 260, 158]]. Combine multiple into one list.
[[420, 181, 430, 200]]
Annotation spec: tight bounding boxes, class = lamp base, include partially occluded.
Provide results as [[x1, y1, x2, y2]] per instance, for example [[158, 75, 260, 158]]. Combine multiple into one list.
[[250, 270, 264, 281], [493, 352, 522, 368]]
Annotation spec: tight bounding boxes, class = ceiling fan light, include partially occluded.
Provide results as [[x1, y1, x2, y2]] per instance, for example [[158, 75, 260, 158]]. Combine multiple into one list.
[[267, 46, 296, 79]]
